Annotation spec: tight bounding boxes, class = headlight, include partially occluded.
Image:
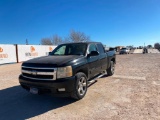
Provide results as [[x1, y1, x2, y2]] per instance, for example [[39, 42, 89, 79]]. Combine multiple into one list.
[[57, 66, 73, 79]]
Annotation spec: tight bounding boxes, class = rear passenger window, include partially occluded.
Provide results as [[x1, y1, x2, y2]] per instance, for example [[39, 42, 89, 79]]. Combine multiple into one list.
[[97, 44, 105, 54], [89, 44, 97, 53]]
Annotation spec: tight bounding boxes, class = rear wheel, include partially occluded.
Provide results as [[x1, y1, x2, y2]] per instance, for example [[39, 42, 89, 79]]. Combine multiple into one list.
[[107, 61, 115, 76], [71, 72, 87, 100]]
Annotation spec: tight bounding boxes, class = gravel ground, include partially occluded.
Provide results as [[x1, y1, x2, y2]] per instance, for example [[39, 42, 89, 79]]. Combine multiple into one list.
[[0, 54, 160, 120]]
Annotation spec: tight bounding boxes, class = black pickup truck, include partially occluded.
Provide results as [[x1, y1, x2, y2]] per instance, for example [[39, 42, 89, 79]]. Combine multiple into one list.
[[19, 42, 116, 100]]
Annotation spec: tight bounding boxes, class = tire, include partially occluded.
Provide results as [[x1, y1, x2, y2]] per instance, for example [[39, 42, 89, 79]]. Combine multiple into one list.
[[107, 61, 115, 76], [71, 72, 88, 100]]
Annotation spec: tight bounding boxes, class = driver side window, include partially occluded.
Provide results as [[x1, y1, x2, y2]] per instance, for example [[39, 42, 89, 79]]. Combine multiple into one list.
[[89, 44, 97, 53]]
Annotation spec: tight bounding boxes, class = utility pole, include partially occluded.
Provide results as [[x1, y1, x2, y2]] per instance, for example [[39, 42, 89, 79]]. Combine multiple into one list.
[[26, 39, 28, 45]]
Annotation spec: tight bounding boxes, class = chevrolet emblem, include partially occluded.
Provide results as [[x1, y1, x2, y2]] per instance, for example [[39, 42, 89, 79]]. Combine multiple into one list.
[[31, 70, 37, 75]]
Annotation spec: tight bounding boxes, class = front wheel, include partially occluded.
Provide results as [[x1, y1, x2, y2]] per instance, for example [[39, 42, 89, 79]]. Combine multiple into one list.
[[71, 72, 88, 100], [107, 61, 115, 76]]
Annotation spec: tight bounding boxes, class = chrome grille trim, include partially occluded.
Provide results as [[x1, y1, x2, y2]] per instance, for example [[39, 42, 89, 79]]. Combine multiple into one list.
[[22, 75, 56, 81], [21, 66, 57, 80], [22, 70, 54, 75]]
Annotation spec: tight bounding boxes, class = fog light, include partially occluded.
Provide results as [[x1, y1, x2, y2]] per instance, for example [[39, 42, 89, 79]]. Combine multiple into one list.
[[58, 88, 65, 92]]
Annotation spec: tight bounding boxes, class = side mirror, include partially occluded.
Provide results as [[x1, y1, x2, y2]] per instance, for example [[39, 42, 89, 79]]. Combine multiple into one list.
[[88, 51, 99, 56], [49, 52, 52, 55]]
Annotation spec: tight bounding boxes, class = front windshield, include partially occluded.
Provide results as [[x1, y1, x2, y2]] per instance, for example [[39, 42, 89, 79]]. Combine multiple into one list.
[[50, 43, 87, 56]]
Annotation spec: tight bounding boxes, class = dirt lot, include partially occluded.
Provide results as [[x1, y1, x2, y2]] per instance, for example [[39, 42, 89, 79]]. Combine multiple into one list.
[[0, 54, 160, 120]]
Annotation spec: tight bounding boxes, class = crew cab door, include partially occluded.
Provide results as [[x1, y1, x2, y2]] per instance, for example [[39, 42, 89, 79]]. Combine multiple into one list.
[[96, 43, 108, 72], [87, 43, 99, 78]]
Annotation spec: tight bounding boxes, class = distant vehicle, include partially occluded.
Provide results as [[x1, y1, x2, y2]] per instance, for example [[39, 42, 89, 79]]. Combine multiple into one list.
[[109, 47, 116, 51], [19, 42, 116, 100], [119, 48, 130, 54], [143, 48, 148, 54], [138, 46, 143, 49]]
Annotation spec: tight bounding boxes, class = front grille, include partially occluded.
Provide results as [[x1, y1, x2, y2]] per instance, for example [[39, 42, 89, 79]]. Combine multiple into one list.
[[22, 67, 54, 72], [21, 66, 57, 80], [22, 73, 54, 79]]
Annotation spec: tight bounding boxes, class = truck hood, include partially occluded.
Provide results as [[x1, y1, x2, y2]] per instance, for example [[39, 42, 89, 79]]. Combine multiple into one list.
[[23, 55, 83, 66]]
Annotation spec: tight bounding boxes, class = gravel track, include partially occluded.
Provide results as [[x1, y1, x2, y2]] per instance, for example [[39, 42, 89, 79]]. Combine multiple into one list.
[[0, 54, 160, 120]]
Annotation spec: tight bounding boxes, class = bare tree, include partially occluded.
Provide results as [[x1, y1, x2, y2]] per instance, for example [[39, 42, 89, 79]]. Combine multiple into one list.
[[40, 30, 91, 45], [147, 45, 152, 48], [68, 30, 91, 42], [63, 37, 71, 43], [52, 34, 63, 45], [154, 43, 160, 50], [41, 38, 53, 45]]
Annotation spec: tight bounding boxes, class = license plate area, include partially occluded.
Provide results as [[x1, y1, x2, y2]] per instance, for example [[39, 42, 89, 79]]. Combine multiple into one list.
[[30, 87, 38, 94]]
